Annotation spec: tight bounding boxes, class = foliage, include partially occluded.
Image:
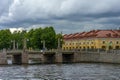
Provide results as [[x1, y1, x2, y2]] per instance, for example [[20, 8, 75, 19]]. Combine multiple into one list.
[[0, 26, 63, 50], [0, 29, 11, 49], [11, 30, 26, 49]]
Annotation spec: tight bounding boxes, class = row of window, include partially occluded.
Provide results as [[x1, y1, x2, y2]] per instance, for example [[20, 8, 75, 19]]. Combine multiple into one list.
[[64, 41, 119, 45], [63, 46, 120, 50], [65, 42, 94, 45], [102, 41, 119, 44]]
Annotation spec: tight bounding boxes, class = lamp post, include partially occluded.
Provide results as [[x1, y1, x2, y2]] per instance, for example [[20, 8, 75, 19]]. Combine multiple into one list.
[[16, 42, 18, 50], [27, 39, 29, 50], [58, 38, 62, 51], [23, 38, 27, 50], [23, 38, 29, 50], [11, 40, 16, 50]]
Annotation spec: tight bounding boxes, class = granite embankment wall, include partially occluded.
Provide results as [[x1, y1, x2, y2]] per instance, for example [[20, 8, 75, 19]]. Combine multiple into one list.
[[74, 51, 120, 63]]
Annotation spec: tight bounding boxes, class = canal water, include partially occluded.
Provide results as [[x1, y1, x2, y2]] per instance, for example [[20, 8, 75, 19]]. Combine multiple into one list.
[[0, 63, 120, 80]]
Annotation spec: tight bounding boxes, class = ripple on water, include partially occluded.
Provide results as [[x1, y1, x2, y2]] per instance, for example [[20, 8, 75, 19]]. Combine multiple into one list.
[[0, 63, 120, 80]]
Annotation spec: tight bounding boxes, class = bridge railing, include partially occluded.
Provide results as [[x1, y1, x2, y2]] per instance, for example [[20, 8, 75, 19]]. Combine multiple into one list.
[[5, 49, 120, 54]]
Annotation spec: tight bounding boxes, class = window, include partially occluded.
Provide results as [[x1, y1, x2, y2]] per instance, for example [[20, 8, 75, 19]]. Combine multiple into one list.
[[66, 47, 68, 50], [69, 47, 71, 50], [116, 41, 119, 44], [102, 41, 105, 44], [79, 43, 81, 45], [91, 46, 94, 49], [109, 46, 112, 49], [91, 42, 93, 44], [102, 46, 106, 49], [115, 46, 119, 49], [83, 47, 85, 49], [87, 46, 89, 49]]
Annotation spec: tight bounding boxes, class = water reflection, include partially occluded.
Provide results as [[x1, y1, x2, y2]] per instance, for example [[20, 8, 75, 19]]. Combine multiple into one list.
[[0, 63, 120, 80]]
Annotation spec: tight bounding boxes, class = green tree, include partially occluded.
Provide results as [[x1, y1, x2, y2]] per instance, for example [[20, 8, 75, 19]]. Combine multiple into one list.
[[11, 30, 27, 49], [0, 26, 61, 50], [26, 29, 35, 49], [0, 29, 11, 49], [41, 27, 56, 49], [32, 28, 42, 49], [26, 26, 57, 50], [26, 28, 43, 50]]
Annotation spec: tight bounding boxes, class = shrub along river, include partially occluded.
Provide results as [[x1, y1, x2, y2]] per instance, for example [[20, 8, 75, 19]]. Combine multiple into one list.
[[0, 63, 120, 80]]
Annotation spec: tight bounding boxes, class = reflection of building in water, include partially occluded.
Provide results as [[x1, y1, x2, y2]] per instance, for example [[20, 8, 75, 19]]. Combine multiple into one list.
[[62, 30, 120, 50]]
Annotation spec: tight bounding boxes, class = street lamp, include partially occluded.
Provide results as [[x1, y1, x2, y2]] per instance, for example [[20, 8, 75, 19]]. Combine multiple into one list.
[[58, 38, 62, 51], [23, 38, 29, 50], [16, 42, 18, 50]]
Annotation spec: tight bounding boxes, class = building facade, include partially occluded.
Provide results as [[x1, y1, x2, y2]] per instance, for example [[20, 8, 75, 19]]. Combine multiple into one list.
[[62, 30, 120, 51]]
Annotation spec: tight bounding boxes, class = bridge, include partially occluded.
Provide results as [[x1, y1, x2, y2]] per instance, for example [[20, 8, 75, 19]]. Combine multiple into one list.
[[0, 49, 120, 65], [6, 50, 75, 64]]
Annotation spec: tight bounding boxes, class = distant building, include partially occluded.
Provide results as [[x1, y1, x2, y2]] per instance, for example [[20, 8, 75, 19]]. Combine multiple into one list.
[[62, 30, 120, 50]]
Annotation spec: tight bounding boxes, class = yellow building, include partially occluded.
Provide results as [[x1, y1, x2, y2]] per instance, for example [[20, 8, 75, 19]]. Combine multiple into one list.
[[62, 30, 120, 51]]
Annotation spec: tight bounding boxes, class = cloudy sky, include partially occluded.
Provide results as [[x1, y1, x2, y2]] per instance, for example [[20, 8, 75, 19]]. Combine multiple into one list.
[[0, 0, 120, 34]]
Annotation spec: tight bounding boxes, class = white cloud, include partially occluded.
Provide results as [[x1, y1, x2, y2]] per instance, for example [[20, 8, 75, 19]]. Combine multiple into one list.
[[9, 27, 24, 33]]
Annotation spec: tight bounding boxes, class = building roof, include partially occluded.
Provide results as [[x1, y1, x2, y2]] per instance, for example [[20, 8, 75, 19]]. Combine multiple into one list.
[[63, 30, 120, 40]]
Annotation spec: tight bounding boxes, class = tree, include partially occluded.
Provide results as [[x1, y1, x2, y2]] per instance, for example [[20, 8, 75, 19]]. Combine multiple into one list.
[[0, 26, 61, 50], [26, 29, 35, 49], [26, 28, 43, 50], [0, 29, 11, 49], [41, 27, 56, 49], [11, 30, 27, 49], [26, 26, 57, 50]]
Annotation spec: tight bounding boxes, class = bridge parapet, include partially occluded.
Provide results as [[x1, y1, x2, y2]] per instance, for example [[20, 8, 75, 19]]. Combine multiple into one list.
[[61, 51, 74, 54], [6, 50, 22, 54], [44, 51, 56, 54], [27, 51, 42, 54]]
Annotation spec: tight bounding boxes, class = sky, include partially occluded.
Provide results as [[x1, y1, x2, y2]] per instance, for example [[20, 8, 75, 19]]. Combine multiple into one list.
[[0, 0, 120, 34]]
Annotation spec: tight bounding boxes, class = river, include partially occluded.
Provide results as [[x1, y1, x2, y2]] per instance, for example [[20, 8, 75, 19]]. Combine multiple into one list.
[[0, 63, 120, 80]]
